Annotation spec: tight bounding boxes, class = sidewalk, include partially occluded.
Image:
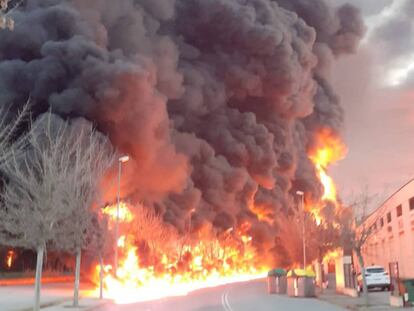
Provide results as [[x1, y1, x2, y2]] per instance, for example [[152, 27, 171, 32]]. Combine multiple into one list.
[[318, 288, 408, 310], [0, 282, 102, 311], [41, 298, 109, 311], [0, 276, 74, 286]]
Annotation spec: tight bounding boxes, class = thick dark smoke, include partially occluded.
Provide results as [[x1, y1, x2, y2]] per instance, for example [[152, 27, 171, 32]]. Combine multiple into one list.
[[0, 0, 364, 266]]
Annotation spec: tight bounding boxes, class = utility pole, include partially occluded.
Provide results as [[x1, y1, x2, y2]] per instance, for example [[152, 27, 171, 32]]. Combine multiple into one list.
[[296, 191, 306, 269], [188, 208, 196, 234], [114, 155, 129, 276]]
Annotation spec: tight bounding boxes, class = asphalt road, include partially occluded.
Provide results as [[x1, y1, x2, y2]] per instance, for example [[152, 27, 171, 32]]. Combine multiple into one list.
[[98, 279, 345, 311]]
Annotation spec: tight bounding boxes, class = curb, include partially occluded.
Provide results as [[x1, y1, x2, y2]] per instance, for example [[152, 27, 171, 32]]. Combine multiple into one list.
[[40, 299, 111, 311], [0, 277, 75, 287]]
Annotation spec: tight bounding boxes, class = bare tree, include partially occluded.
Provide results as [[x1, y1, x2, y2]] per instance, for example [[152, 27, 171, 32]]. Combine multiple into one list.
[[128, 204, 169, 254], [51, 119, 115, 307], [0, 0, 20, 30], [0, 101, 31, 169], [0, 113, 113, 311], [339, 190, 377, 306], [86, 211, 113, 299], [119, 203, 182, 268]]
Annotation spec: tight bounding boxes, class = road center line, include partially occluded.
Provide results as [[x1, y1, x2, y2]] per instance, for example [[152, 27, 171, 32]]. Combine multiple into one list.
[[221, 292, 227, 311], [221, 292, 233, 311], [225, 292, 233, 311]]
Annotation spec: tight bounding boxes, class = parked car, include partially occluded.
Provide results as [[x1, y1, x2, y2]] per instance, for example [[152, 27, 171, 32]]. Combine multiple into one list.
[[357, 266, 391, 291]]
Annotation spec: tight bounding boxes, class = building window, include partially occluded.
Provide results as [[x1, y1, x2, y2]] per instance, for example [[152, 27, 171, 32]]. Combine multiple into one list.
[[380, 218, 384, 227], [410, 197, 414, 210], [387, 212, 392, 223], [397, 204, 403, 217]]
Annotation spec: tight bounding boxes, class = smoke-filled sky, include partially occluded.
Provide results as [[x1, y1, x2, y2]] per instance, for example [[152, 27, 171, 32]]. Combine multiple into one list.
[[0, 0, 366, 264], [330, 0, 414, 209]]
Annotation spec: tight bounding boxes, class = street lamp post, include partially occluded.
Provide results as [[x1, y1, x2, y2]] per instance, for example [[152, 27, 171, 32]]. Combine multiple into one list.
[[188, 208, 196, 234], [114, 155, 129, 276], [296, 190, 306, 269]]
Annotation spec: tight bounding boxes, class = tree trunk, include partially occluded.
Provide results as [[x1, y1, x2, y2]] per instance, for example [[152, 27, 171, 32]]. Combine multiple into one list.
[[73, 248, 82, 307], [34, 244, 44, 311], [356, 249, 369, 306], [99, 253, 104, 299], [318, 248, 324, 292]]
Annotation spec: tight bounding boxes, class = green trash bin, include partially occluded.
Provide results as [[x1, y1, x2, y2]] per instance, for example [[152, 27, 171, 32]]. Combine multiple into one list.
[[274, 269, 287, 294], [403, 279, 414, 302], [267, 269, 287, 294]]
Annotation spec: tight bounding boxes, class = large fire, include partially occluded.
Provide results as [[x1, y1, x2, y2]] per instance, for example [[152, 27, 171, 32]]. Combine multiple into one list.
[[309, 129, 347, 203], [94, 204, 267, 304], [93, 129, 346, 303], [308, 129, 347, 223]]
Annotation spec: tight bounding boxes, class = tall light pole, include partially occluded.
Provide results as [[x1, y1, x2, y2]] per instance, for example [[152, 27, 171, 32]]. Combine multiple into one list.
[[114, 155, 129, 276], [296, 190, 306, 269], [188, 208, 196, 234]]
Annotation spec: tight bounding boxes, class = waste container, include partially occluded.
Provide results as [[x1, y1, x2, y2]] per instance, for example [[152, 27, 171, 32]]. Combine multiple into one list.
[[275, 269, 287, 294], [267, 269, 287, 294], [267, 270, 276, 294], [287, 269, 316, 297], [403, 279, 414, 303]]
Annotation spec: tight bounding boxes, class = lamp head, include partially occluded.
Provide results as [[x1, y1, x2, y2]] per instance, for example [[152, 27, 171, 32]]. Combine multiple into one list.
[[119, 155, 130, 163]]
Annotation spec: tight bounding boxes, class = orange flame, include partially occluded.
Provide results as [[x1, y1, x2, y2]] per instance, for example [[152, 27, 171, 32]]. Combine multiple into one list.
[[309, 129, 347, 203], [102, 202, 133, 223], [307, 129, 347, 222], [97, 245, 266, 304], [323, 249, 341, 263], [93, 204, 267, 303], [117, 236, 126, 248], [6, 250, 14, 269]]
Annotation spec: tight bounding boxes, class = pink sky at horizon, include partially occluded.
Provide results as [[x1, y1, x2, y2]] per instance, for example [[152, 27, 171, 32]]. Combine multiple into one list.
[[329, 0, 414, 211]]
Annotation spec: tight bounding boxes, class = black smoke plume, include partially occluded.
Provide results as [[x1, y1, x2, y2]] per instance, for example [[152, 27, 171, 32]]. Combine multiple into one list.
[[0, 0, 364, 266]]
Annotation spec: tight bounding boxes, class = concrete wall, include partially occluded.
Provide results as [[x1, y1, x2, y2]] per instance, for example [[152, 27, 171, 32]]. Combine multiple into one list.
[[335, 255, 353, 292], [335, 256, 345, 291], [358, 179, 414, 278]]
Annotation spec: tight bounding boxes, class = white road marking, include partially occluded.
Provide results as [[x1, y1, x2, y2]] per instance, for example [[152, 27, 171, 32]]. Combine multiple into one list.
[[221, 292, 227, 310], [221, 292, 233, 311], [224, 292, 233, 311]]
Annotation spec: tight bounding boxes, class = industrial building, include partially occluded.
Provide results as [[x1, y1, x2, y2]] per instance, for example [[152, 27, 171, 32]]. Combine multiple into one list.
[[359, 179, 414, 278]]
